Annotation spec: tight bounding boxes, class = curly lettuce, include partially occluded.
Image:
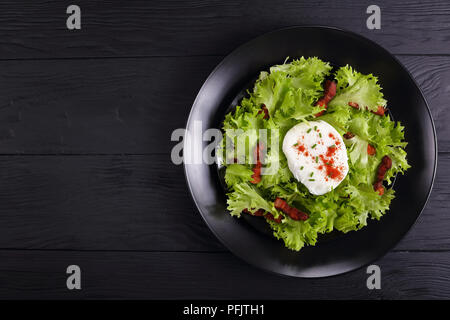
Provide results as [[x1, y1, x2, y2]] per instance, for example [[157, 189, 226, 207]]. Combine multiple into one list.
[[329, 65, 387, 112]]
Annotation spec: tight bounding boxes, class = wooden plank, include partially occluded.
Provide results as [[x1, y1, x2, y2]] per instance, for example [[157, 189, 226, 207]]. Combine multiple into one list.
[[0, 250, 449, 299], [0, 56, 219, 154], [0, 55, 447, 154], [0, 0, 450, 59], [397, 55, 450, 152], [0, 153, 445, 252]]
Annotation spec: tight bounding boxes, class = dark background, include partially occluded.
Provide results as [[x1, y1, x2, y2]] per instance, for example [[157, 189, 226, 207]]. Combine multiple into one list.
[[0, 0, 448, 299]]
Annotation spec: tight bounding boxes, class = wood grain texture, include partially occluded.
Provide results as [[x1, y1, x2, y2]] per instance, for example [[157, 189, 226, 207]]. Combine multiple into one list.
[[0, 0, 447, 299], [0, 155, 223, 252], [0, 250, 449, 299], [0, 153, 444, 252], [398, 55, 449, 152], [0, 0, 450, 59], [0, 55, 447, 154]]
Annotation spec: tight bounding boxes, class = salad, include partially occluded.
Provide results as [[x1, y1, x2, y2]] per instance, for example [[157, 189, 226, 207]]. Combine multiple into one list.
[[220, 57, 409, 251]]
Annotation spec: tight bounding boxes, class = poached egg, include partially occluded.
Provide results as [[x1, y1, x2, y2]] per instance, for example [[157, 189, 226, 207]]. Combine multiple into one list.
[[282, 120, 349, 195]]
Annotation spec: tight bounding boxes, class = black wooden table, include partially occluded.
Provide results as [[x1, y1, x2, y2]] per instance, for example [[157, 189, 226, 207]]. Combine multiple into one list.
[[0, 0, 448, 299]]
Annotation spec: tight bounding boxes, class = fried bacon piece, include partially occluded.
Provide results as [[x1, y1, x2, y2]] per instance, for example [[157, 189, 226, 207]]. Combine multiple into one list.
[[367, 144, 376, 156], [242, 198, 309, 223], [258, 104, 269, 119], [344, 132, 376, 156], [348, 102, 386, 116], [242, 209, 282, 223], [348, 101, 359, 109], [250, 164, 262, 184], [243, 208, 264, 216], [250, 143, 264, 184], [264, 212, 283, 223], [375, 185, 385, 196], [314, 80, 337, 117], [274, 198, 309, 221], [371, 105, 386, 116], [373, 155, 392, 195], [317, 80, 337, 107], [377, 155, 392, 181], [343, 131, 355, 139]]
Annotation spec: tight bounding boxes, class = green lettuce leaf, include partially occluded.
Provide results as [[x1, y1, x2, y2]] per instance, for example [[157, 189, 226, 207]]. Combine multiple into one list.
[[226, 182, 278, 218], [224, 164, 254, 187], [329, 65, 387, 112], [268, 218, 317, 251], [270, 56, 332, 97]]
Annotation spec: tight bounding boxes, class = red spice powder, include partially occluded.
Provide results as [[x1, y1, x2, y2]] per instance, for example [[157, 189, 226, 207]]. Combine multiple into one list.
[[325, 166, 342, 179], [326, 145, 337, 157], [319, 150, 344, 181]]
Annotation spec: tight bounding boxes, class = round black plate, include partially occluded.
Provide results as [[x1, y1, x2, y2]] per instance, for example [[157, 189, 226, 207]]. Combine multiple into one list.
[[184, 26, 437, 278]]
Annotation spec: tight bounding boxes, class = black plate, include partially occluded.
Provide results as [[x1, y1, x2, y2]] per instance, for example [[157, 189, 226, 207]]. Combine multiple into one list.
[[184, 26, 437, 278]]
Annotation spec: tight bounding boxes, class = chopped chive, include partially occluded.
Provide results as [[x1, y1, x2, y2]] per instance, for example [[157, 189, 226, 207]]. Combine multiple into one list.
[[319, 133, 322, 138], [310, 172, 314, 177], [314, 126, 317, 131], [300, 166, 304, 170], [309, 179, 315, 181], [329, 144, 336, 148], [307, 128, 312, 133], [293, 142, 298, 146], [311, 144, 317, 149]]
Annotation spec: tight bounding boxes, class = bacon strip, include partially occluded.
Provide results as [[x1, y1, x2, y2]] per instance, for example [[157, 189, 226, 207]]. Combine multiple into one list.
[[243, 208, 264, 216], [343, 131, 355, 139], [250, 143, 264, 184], [242, 198, 309, 223], [264, 212, 283, 223], [250, 164, 262, 184], [373, 155, 392, 195], [348, 101, 360, 109], [367, 144, 376, 156], [274, 198, 309, 221], [314, 80, 337, 117], [371, 105, 386, 116], [348, 102, 386, 116]]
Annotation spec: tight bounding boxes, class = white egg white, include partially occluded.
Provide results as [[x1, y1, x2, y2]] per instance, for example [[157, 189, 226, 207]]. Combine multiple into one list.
[[282, 120, 349, 196]]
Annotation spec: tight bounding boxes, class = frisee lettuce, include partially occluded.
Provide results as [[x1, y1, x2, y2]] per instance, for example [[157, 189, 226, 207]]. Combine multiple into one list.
[[330, 65, 387, 112]]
